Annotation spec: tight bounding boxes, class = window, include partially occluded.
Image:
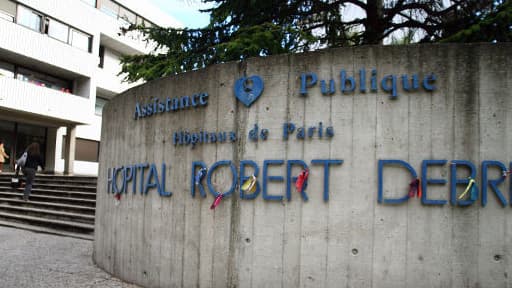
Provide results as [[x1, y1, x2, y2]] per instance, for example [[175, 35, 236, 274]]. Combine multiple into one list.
[[81, 0, 96, 7], [118, 6, 136, 26], [10, 3, 93, 53], [0, 0, 16, 22], [144, 20, 154, 28], [17, 124, 47, 167], [98, 0, 119, 18], [136, 15, 144, 26], [98, 45, 105, 68], [76, 138, 100, 162], [16, 67, 72, 92], [62, 137, 100, 162], [47, 18, 69, 43], [97, 0, 154, 30], [70, 29, 91, 52], [0, 61, 14, 78], [0, 60, 72, 91], [17, 5, 42, 31], [95, 97, 108, 115]]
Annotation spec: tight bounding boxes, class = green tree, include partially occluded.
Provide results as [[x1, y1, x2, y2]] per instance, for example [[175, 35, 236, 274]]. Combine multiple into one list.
[[439, 0, 512, 43], [120, 0, 510, 83]]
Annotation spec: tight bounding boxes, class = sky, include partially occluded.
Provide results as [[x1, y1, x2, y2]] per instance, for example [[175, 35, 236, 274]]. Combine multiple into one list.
[[148, 0, 212, 28]]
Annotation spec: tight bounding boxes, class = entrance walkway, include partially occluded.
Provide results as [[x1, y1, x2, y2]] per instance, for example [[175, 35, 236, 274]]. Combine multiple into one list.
[[0, 226, 139, 288]]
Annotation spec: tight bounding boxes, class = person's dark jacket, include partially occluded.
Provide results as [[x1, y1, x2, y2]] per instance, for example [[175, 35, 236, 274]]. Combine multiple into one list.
[[24, 153, 44, 170]]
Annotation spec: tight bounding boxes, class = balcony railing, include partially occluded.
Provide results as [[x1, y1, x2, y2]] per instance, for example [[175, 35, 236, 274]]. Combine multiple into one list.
[[0, 77, 92, 125]]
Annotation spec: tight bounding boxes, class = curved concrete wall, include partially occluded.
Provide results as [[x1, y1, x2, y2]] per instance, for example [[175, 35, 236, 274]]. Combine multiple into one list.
[[94, 43, 512, 288]]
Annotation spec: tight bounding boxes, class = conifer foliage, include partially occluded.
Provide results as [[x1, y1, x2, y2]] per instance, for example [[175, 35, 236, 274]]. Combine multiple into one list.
[[120, 0, 511, 82]]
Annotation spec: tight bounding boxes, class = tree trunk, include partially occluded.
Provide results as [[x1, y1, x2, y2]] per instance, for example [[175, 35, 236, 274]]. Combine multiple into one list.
[[365, 0, 384, 44]]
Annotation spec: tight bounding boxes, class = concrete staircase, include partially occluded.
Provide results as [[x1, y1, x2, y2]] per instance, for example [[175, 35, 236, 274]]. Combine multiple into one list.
[[0, 172, 96, 240]]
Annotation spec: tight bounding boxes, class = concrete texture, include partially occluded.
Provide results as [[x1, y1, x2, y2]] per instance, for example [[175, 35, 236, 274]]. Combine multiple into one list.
[[0, 225, 140, 288], [95, 43, 512, 288]]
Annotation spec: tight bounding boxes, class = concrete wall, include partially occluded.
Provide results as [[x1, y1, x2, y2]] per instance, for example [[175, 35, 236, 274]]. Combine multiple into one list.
[[95, 47, 142, 95], [94, 43, 512, 288], [0, 15, 96, 77]]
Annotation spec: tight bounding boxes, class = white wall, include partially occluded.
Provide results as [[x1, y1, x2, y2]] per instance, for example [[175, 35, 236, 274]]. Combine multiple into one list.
[[96, 47, 141, 95], [0, 18, 96, 77], [55, 115, 101, 175], [16, 0, 177, 54], [0, 77, 92, 124]]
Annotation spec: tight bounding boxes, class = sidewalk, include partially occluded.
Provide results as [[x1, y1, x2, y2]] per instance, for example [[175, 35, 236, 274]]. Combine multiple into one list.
[[0, 226, 140, 288]]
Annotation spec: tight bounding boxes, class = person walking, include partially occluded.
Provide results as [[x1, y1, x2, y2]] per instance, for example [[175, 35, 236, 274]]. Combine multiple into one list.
[[22, 142, 44, 201], [0, 140, 9, 173]]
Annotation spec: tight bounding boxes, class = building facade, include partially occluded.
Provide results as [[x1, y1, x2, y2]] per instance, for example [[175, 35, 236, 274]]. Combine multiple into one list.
[[0, 0, 178, 175]]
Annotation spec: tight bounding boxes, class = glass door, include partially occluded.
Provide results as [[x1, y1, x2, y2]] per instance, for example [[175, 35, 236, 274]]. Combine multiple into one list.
[[0, 120, 15, 171], [0, 121, 47, 171], [16, 123, 46, 167]]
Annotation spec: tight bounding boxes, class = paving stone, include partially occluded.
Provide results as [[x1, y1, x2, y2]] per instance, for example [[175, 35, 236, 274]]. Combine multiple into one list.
[[0, 226, 140, 288]]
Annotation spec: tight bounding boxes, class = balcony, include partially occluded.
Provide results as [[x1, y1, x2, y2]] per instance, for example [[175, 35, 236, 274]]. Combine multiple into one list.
[[0, 77, 92, 125], [0, 19, 96, 77]]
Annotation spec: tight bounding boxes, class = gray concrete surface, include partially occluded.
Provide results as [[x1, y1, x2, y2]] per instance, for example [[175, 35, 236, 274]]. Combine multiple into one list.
[[0, 226, 139, 288], [95, 43, 512, 288]]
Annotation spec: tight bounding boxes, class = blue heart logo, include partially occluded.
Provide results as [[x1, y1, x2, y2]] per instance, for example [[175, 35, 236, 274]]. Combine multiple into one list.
[[234, 75, 264, 107]]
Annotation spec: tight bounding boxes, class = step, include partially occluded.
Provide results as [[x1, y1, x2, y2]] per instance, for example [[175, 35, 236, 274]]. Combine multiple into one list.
[[0, 171, 96, 177], [0, 220, 93, 240], [0, 211, 94, 233], [37, 175, 97, 182], [0, 191, 96, 207], [0, 181, 97, 191], [21, 176, 97, 183], [0, 197, 96, 214], [35, 183, 96, 191], [0, 186, 96, 199], [0, 204, 94, 224], [34, 179, 97, 186], [0, 174, 97, 183]]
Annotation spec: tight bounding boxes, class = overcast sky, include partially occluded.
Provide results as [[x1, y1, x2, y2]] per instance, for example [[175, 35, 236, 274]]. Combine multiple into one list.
[[148, 0, 211, 28]]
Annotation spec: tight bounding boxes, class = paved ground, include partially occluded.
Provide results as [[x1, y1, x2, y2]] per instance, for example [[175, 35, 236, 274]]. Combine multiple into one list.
[[0, 226, 140, 288]]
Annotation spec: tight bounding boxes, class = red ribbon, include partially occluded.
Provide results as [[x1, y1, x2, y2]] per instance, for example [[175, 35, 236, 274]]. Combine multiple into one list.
[[210, 194, 224, 210], [296, 169, 309, 193], [408, 178, 421, 198]]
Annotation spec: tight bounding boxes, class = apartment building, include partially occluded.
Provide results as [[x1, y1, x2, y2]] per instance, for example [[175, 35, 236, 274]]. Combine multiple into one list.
[[0, 0, 178, 175]]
